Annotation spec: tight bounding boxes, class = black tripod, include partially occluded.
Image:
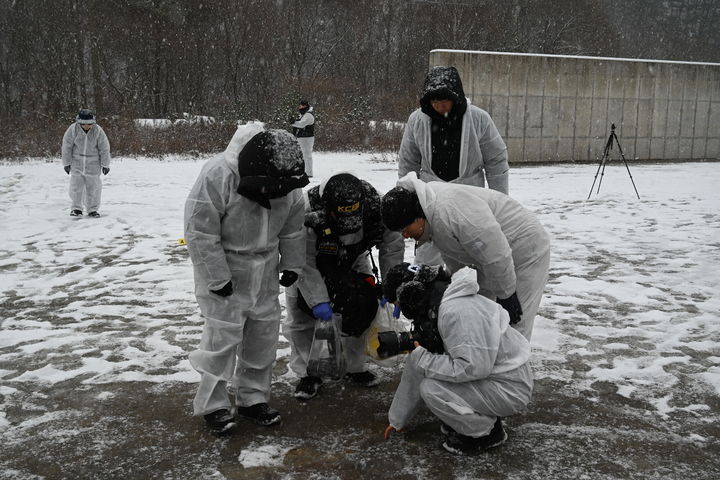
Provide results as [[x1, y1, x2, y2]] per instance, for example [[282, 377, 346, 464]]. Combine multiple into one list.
[[587, 123, 640, 199]]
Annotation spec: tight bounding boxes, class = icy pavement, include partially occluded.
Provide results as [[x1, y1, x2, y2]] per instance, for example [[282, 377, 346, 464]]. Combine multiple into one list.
[[1, 153, 718, 479]]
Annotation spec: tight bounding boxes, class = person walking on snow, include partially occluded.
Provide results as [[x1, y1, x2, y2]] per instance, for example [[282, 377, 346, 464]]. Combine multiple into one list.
[[61, 108, 111, 217], [291, 99, 315, 177], [184, 123, 309, 433], [382, 264, 533, 456], [283, 173, 405, 400], [381, 172, 550, 341]]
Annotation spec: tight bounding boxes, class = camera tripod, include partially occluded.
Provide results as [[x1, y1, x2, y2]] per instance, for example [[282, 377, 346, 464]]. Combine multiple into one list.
[[587, 123, 640, 199]]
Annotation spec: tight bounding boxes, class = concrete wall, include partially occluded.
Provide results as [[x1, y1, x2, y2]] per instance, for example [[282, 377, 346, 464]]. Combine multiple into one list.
[[429, 50, 720, 163]]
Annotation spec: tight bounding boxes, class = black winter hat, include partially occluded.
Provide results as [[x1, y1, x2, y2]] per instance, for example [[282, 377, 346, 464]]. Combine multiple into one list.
[[76, 108, 96, 124], [237, 130, 309, 208], [238, 130, 306, 178], [381, 186, 425, 232], [382, 262, 416, 303], [396, 280, 428, 319], [384, 263, 449, 319], [322, 173, 364, 233]]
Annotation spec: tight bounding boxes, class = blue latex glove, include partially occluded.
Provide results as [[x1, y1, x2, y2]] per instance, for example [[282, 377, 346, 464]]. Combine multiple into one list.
[[393, 304, 401, 319], [380, 296, 388, 307], [312, 302, 334, 321]]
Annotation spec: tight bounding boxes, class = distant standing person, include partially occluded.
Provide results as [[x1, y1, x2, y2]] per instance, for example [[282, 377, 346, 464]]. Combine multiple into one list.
[[61, 108, 111, 217], [291, 99, 315, 177], [398, 66, 508, 193]]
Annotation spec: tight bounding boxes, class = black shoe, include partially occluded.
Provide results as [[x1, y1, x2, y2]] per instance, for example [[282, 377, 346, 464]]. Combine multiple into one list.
[[70, 209, 82, 217], [88, 211, 100, 218], [442, 418, 507, 455], [236, 403, 281, 426], [345, 370, 380, 387], [203, 409, 236, 434], [294, 375, 323, 400]]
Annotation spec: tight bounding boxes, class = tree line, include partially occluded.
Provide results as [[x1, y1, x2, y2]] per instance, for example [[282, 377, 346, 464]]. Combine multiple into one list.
[[1, 0, 717, 157]]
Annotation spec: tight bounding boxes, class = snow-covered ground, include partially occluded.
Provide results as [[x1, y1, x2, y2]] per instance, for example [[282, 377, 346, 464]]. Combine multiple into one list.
[[1, 152, 719, 479]]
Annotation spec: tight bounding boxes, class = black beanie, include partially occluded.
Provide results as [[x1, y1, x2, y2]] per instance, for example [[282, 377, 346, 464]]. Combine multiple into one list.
[[382, 262, 416, 303], [396, 280, 428, 319], [238, 130, 306, 178], [237, 130, 309, 208], [322, 173, 365, 234], [381, 186, 424, 231]]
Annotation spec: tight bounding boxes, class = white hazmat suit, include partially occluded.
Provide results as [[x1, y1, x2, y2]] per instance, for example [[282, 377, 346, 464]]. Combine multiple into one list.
[[397, 172, 551, 340], [388, 268, 533, 438], [184, 123, 306, 416], [61, 121, 111, 213]]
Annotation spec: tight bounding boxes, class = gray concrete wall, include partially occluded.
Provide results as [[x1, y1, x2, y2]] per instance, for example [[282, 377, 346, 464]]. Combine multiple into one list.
[[429, 50, 720, 163]]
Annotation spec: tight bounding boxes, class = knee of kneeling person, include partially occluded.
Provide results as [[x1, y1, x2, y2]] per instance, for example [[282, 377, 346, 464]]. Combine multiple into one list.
[[418, 377, 442, 401]]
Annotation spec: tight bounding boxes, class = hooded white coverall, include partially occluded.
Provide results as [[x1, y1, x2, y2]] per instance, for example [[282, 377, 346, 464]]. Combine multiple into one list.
[[388, 268, 533, 437], [283, 191, 405, 376], [184, 123, 306, 416], [61, 122, 111, 213], [398, 100, 508, 194], [292, 107, 315, 177], [397, 172, 550, 340]]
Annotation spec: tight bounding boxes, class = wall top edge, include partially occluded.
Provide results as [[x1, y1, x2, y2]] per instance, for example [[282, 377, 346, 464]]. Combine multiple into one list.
[[430, 49, 720, 67]]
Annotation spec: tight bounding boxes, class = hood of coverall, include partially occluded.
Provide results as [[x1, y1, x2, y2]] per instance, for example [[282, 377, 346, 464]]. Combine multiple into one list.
[[419, 66, 468, 119]]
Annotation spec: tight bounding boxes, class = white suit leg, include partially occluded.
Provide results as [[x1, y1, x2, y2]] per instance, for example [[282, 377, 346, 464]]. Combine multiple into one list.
[[234, 316, 281, 407], [85, 174, 102, 212], [282, 287, 316, 377], [514, 249, 551, 341], [68, 173, 85, 211], [298, 137, 314, 177], [419, 363, 533, 437], [342, 334, 368, 373], [189, 316, 245, 416]]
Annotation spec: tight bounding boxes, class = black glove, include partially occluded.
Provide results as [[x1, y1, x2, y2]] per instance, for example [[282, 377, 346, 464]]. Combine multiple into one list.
[[64, 165, 71, 174], [211, 281, 233, 297], [102, 167, 110, 175], [497, 292, 523, 325], [279, 270, 298, 287]]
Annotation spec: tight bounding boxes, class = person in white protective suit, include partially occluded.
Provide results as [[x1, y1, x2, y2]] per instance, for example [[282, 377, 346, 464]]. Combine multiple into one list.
[[61, 108, 111, 217], [397, 66, 509, 265], [290, 99, 315, 177], [381, 264, 533, 456], [381, 172, 550, 341], [283, 173, 405, 400], [184, 123, 309, 433]]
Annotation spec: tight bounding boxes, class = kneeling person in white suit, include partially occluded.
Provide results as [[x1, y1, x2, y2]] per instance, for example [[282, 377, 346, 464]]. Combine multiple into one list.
[[381, 264, 533, 455]]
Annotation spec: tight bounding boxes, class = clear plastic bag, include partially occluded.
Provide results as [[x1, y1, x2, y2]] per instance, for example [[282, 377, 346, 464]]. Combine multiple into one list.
[[307, 313, 346, 380], [363, 302, 410, 368]]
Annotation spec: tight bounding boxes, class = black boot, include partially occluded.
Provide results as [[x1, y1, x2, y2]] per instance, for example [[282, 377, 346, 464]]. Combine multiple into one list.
[[345, 370, 380, 387], [294, 375, 323, 400], [442, 417, 507, 455], [236, 403, 281, 426], [203, 409, 236, 434]]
